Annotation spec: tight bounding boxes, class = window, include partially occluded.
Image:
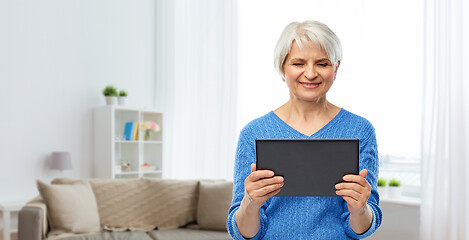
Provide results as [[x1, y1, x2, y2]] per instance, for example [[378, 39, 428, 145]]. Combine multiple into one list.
[[238, 0, 423, 197]]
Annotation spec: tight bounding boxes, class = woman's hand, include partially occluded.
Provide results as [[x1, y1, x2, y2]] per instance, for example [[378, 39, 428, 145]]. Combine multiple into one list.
[[244, 163, 284, 208], [335, 169, 371, 215], [235, 164, 284, 238], [335, 169, 373, 234]]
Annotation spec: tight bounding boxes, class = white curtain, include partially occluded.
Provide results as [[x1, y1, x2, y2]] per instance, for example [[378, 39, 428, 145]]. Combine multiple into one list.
[[420, 0, 469, 239], [154, 0, 237, 180]]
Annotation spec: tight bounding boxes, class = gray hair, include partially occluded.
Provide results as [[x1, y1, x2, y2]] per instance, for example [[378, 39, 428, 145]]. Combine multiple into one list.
[[273, 20, 343, 80]]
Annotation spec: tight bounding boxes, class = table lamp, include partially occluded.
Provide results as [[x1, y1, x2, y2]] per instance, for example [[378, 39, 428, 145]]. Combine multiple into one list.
[[50, 152, 72, 172]]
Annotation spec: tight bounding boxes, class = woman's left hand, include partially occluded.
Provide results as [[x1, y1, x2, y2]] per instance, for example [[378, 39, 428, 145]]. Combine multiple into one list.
[[335, 169, 371, 215]]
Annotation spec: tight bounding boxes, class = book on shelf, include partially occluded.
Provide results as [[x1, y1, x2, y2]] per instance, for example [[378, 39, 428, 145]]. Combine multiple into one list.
[[123, 122, 135, 141], [132, 122, 139, 140], [135, 123, 139, 140]]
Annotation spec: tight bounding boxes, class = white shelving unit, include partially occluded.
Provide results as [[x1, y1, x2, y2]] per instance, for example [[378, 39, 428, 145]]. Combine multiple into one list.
[[93, 105, 163, 179]]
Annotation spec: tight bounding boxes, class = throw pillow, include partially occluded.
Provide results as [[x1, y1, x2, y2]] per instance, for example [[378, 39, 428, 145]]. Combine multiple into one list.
[[36, 179, 101, 234], [196, 180, 233, 231]]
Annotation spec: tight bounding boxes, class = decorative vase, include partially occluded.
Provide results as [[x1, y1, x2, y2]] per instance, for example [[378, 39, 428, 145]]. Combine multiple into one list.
[[118, 96, 128, 106], [377, 186, 387, 198], [388, 186, 402, 199], [144, 130, 151, 141], [105, 96, 117, 105]]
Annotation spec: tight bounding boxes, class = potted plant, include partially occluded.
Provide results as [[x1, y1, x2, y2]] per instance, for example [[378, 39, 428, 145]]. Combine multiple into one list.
[[388, 178, 401, 199], [377, 178, 387, 197], [118, 90, 128, 106], [102, 85, 118, 105]]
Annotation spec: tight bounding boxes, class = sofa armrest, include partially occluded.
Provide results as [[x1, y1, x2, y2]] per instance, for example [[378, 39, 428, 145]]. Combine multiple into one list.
[[18, 197, 48, 240], [18, 207, 43, 240]]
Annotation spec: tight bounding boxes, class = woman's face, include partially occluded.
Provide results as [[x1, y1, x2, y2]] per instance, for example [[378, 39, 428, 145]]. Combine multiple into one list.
[[283, 40, 338, 103]]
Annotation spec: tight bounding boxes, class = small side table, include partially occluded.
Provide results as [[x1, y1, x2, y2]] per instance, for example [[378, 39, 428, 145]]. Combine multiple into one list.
[[0, 201, 26, 240]]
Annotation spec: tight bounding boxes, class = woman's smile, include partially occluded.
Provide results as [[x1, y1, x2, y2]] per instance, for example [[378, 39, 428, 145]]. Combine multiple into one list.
[[299, 82, 321, 89]]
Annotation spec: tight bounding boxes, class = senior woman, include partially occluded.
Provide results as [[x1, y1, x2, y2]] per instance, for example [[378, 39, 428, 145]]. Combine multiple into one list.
[[227, 20, 382, 239]]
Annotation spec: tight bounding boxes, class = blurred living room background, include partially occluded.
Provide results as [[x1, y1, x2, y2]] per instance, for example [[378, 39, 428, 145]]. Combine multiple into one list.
[[1, 0, 468, 239]]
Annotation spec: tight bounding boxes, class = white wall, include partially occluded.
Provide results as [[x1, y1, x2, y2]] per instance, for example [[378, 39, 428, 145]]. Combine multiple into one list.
[[0, 0, 156, 202]]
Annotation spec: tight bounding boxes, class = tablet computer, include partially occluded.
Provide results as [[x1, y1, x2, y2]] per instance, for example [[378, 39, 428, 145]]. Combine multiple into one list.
[[255, 139, 359, 196]]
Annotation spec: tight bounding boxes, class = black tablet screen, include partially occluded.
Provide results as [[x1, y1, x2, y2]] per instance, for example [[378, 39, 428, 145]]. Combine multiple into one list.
[[255, 139, 359, 196]]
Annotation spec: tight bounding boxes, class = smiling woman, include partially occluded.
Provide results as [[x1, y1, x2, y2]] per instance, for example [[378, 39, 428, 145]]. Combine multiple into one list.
[[228, 20, 382, 240]]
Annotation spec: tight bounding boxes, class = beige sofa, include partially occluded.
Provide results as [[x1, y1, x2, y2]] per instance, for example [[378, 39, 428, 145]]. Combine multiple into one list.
[[18, 178, 233, 240]]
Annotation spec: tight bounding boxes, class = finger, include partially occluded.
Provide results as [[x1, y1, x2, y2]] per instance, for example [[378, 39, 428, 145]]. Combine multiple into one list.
[[336, 189, 369, 210], [359, 169, 368, 178], [257, 187, 282, 203], [247, 182, 283, 205], [245, 176, 282, 200], [335, 189, 361, 202], [248, 170, 275, 181], [246, 175, 284, 195], [254, 176, 284, 189], [253, 182, 284, 198], [343, 174, 370, 188], [248, 163, 276, 182], [343, 169, 368, 178], [335, 181, 369, 190], [335, 182, 368, 194]]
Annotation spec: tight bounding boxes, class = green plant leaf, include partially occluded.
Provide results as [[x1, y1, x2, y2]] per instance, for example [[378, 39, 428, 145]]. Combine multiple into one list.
[[377, 178, 387, 187], [119, 90, 128, 97], [103, 85, 118, 96], [388, 178, 401, 187]]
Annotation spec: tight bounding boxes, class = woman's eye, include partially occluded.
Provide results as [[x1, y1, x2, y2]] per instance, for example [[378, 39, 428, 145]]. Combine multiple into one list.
[[293, 63, 304, 66], [318, 63, 329, 67]]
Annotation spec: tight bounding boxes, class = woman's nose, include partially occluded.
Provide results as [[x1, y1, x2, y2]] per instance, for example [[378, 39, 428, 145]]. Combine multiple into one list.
[[304, 65, 317, 80]]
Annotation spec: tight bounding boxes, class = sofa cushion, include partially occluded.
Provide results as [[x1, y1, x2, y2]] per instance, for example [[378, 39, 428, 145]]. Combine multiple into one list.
[[52, 178, 199, 231], [36, 180, 101, 235], [147, 228, 231, 240], [47, 231, 153, 240], [196, 180, 233, 231]]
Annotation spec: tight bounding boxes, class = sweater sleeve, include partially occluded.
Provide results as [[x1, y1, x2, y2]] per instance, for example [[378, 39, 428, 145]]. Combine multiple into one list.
[[227, 128, 267, 240], [342, 126, 383, 239]]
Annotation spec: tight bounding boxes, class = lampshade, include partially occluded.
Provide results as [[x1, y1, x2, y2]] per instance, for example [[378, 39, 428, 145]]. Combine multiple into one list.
[[50, 152, 72, 171]]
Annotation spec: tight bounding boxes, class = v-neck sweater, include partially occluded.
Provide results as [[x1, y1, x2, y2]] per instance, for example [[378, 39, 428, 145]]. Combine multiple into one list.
[[227, 109, 382, 240]]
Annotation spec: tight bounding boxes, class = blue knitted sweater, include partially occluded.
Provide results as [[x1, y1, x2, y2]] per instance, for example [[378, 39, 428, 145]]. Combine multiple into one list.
[[227, 109, 382, 240]]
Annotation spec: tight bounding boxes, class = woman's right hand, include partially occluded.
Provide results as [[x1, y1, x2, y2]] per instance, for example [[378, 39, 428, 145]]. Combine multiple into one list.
[[244, 163, 284, 208], [235, 164, 284, 238]]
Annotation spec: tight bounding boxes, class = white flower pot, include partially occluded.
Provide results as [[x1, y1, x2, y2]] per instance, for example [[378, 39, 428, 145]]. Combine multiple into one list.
[[105, 96, 117, 105], [118, 96, 128, 106], [388, 186, 402, 199], [377, 186, 387, 198]]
